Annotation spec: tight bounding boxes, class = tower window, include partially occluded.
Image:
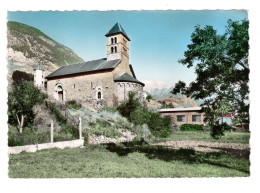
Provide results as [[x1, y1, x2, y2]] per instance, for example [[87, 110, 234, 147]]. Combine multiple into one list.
[[111, 38, 114, 44], [114, 37, 117, 43], [74, 84, 75, 89], [111, 47, 114, 53], [114, 46, 117, 53]]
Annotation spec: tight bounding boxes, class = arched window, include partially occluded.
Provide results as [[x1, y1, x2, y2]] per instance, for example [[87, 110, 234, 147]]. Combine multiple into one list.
[[114, 46, 117, 53], [111, 38, 114, 44], [111, 47, 114, 53], [114, 37, 117, 43], [98, 91, 101, 99]]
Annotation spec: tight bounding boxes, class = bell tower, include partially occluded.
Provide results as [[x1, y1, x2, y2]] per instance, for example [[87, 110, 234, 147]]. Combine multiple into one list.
[[105, 23, 130, 62]]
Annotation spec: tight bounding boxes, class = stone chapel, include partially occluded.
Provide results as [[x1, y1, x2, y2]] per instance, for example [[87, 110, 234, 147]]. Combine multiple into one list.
[[34, 23, 145, 107]]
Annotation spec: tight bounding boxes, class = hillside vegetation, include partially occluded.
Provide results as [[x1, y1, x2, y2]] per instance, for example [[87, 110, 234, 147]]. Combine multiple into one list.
[[7, 21, 84, 80]]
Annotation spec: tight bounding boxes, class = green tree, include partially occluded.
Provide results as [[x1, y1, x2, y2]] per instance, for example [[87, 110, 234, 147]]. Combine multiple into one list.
[[8, 81, 46, 133], [172, 19, 249, 138], [146, 95, 152, 102]]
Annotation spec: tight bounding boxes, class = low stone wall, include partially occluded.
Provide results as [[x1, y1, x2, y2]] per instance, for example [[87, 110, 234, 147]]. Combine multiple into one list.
[[8, 139, 84, 154]]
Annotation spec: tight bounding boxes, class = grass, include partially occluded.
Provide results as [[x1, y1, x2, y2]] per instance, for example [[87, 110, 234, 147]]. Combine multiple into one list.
[[149, 131, 250, 144], [9, 143, 250, 178]]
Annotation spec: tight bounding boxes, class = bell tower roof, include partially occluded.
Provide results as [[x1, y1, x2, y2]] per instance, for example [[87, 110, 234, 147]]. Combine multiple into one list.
[[105, 23, 130, 41]]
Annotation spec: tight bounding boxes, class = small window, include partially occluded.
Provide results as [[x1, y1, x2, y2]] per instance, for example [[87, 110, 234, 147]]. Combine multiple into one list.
[[74, 84, 75, 89], [114, 46, 117, 53], [111, 47, 114, 53], [91, 82, 93, 89], [98, 91, 101, 99], [111, 38, 114, 44], [192, 115, 201, 122], [114, 37, 117, 43], [177, 115, 186, 122]]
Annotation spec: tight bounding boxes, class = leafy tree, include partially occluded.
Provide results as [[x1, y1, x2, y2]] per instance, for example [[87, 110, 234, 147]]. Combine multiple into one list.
[[172, 19, 249, 138], [8, 81, 46, 133], [12, 70, 34, 86], [146, 95, 152, 102]]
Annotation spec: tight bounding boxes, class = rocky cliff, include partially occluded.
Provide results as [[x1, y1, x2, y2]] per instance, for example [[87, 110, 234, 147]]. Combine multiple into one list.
[[7, 21, 84, 83]]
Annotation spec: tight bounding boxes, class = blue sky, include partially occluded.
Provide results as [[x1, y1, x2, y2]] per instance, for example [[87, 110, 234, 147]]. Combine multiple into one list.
[[7, 10, 248, 87]]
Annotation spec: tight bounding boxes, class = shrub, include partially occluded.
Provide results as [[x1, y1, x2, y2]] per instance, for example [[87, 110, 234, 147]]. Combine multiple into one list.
[[12, 70, 33, 86], [102, 105, 117, 113], [117, 93, 172, 138], [85, 121, 123, 139], [65, 100, 80, 110], [180, 124, 203, 131], [49, 102, 78, 138], [210, 123, 235, 139]]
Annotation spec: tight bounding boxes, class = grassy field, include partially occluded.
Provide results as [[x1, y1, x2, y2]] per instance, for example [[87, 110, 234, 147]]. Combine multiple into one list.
[[9, 143, 250, 178], [149, 131, 250, 144]]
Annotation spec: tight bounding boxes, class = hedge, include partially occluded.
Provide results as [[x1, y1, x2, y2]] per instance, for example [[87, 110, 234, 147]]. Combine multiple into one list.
[[180, 124, 203, 131]]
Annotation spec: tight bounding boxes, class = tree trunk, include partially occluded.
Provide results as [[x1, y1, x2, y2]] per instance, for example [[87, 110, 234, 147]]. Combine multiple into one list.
[[16, 114, 25, 133]]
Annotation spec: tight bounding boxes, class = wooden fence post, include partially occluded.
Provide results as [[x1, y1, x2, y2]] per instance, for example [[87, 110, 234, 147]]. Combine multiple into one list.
[[51, 120, 54, 143], [79, 117, 82, 139]]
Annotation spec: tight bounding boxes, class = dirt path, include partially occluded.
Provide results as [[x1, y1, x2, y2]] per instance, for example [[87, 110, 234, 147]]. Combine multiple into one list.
[[153, 140, 250, 159]]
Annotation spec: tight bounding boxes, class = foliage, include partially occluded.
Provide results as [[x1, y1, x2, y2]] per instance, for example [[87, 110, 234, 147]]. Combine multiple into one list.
[[117, 91, 141, 119], [172, 19, 249, 139], [65, 100, 80, 110], [9, 145, 249, 178], [12, 70, 34, 86], [49, 102, 78, 138], [180, 124, 203, 131], [8, 81, 46, 132], [210, 123, 236, 139], [8, 124, 75, 146], [102, 105, 118, 113], [117, 92, 172, 138], [85, 121, 122, 139], [158, 100, 174, 108], [146, 95, 152, 102]]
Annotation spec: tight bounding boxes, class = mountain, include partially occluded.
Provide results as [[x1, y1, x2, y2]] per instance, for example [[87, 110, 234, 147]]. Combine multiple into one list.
[[149, 87, 182, 99], [148, 87, 204, 107], [7, 21, 84, 76]]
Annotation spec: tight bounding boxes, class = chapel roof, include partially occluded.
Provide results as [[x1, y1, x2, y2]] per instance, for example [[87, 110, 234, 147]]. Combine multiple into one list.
[[114, 72, 145, 86], [105, 23, 131, 41], [45, 58, 121, 79]]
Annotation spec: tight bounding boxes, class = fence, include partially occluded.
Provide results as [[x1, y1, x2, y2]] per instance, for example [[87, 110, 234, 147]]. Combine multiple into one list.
[[8, 117, 84, 155]]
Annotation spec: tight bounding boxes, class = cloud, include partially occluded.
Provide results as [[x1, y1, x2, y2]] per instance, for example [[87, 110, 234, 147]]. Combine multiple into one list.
[[143, 80, 172, 93]]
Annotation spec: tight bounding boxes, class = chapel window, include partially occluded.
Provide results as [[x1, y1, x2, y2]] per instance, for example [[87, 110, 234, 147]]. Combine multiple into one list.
[[114, 46, 117, 53], [111, 47, 114, 53], [98, 91, 101, 99], [111, 38, 114, 44], [114, 37, 117, 43]]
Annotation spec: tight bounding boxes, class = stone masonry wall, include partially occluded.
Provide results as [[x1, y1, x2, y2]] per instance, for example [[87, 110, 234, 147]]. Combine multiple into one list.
[[47, 70, 116, 106]]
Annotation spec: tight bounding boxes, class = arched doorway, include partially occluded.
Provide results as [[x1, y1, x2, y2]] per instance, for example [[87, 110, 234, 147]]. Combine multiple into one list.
[[55, 84, 65, 102]]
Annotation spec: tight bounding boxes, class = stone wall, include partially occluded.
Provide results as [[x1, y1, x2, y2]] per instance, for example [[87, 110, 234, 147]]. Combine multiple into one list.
[[47, 70, 116, 106], [116, 81, 144, 104]]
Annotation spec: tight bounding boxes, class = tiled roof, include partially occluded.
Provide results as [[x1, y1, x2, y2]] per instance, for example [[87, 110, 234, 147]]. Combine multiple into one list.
[[45, 58, 121, 79], [105, 23, 130, 41], [159, 107, 202, 112], [114, 72, 145, 86], [34, 64, 45, 71]]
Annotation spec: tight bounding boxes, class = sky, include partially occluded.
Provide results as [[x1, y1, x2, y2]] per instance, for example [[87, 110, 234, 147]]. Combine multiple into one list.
[[7, 10, 248, 89]]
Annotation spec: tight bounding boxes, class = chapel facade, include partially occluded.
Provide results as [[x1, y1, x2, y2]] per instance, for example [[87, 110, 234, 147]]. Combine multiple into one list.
[[35, 23, 145, 107]]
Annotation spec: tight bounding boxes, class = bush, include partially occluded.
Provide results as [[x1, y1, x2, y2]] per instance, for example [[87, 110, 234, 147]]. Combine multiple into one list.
[[65, 100, 80, 110], [117, 93, 172, 138], [85, 121, 123, 139], [12, 70, 34, 86], [49, 102, 78, 138], [210, 123, 235, 139], [180, 124, 203, 131], [102, 105, 117, 113]]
